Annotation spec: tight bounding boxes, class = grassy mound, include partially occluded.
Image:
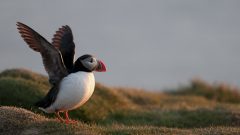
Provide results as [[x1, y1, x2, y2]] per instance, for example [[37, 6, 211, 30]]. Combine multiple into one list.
[[169, 78, 240, 103], [0, 68, 49, 86], [0, 106, 100, 135]]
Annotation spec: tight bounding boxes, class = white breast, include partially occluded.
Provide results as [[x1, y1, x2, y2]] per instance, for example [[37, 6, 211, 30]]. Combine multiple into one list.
[[43, 72, 95, 113]]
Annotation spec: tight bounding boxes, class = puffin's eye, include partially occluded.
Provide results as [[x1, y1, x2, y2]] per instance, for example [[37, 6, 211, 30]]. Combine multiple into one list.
[[90, 58, 93, 63]]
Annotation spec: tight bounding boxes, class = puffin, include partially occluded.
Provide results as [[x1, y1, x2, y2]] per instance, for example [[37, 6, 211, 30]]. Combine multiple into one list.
[[16, 22, 106, 124]]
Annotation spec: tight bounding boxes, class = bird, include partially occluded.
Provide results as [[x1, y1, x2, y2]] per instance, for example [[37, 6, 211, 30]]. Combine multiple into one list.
[[16, 22, 106, 124]]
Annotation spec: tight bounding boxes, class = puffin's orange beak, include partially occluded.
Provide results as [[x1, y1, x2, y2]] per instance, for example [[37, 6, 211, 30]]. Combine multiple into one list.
[[95, 60, 106, 72]]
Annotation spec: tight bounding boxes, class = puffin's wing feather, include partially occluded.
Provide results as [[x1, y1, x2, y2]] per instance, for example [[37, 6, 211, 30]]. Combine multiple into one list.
[[52, 25, 75, 72], [17, 22, 68, 85]]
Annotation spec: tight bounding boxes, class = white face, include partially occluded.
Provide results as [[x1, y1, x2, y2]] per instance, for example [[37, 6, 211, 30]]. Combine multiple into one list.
[[81, 57, 98, 71]]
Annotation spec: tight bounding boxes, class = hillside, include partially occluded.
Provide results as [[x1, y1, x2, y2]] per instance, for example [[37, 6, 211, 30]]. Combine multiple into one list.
[[0, 69, 240, 134]]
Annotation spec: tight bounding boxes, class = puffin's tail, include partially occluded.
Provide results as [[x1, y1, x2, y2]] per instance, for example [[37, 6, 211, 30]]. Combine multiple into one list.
[[34, 86, 58, 108], [35, 100, 53, 113], [34, 99, 47, 108]]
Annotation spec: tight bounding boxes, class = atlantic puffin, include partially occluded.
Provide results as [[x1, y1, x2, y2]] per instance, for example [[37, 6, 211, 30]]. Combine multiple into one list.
[[17, 22, 106, 124]]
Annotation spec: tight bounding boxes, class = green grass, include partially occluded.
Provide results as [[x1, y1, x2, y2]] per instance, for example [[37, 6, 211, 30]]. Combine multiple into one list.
[[105, 107, 239, 128], [0, 69, 240, 134]]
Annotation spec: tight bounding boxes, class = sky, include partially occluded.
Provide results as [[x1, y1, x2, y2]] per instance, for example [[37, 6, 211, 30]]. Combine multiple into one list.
[[0, 0, 240, 90]]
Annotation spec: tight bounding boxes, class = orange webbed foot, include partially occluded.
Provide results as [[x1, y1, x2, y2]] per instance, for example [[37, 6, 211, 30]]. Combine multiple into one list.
[[64, 111, 78, 124]]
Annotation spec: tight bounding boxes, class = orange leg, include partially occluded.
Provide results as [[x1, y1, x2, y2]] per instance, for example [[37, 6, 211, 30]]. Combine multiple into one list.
[[64, 111, 77, 124], [55, 111, 64, 122]]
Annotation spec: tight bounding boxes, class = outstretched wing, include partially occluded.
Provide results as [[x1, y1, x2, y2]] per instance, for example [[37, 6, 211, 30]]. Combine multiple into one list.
[[17, 22, 68, 85], [52, 25, 75, 72]]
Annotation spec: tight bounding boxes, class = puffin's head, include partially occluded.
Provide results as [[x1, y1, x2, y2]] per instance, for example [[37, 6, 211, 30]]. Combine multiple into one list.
[[74, 54, 106, 72]]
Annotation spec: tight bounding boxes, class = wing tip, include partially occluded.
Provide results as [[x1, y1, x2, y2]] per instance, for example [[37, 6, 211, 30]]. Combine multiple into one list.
[[16, 22, 27, 28], [16, 21, 21, 26], [16, 22, 42, 52], [52, 25, 73, 48], [16, 22, 30, 32]]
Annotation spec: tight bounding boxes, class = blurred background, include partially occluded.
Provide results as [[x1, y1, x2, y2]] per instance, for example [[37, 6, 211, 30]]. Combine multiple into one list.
[[0, 0, 240, 90], [1, 1, 240, 134]]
